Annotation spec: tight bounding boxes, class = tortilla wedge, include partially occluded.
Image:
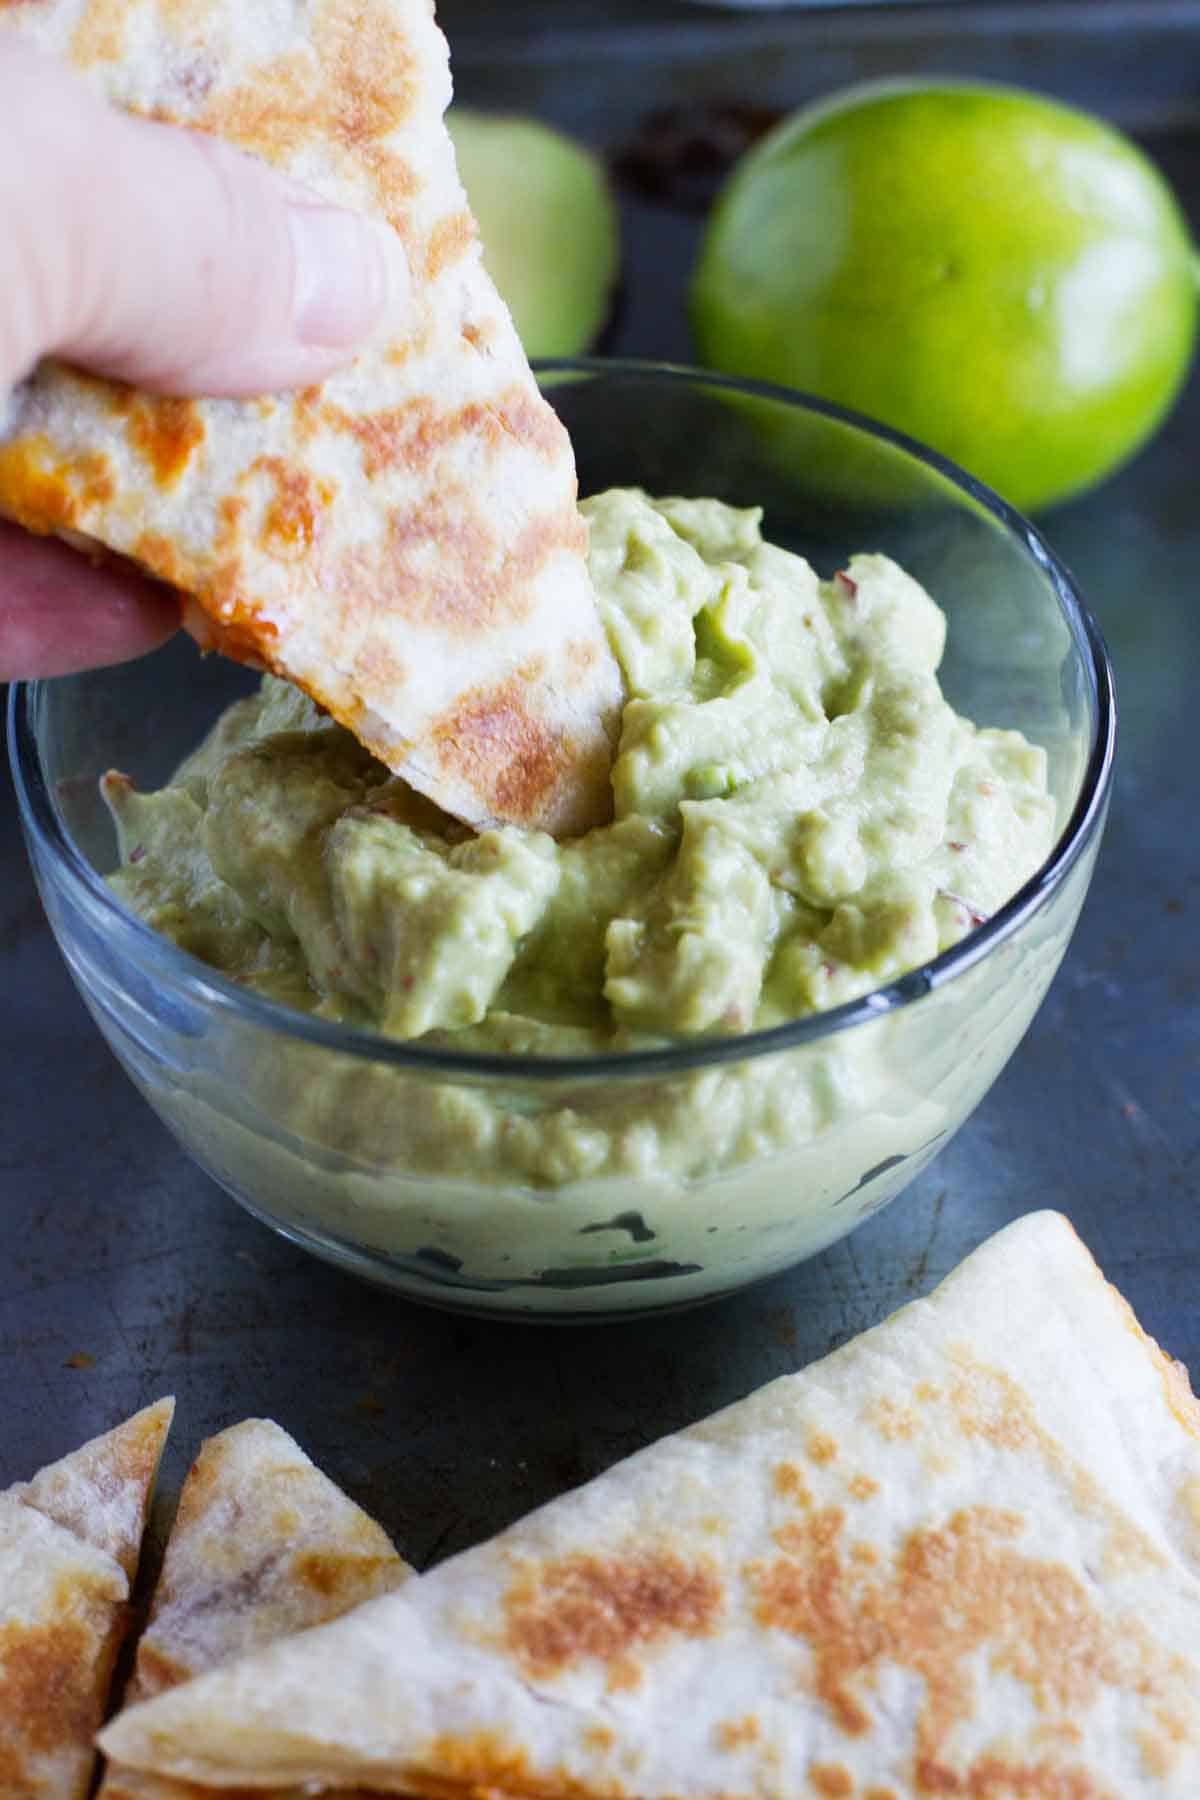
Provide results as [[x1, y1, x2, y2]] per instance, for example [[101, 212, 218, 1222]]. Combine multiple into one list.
[[97, 1416, 412, 1800], [103, 1214, 1200, 1796], [0, 1396, 173, 1800], [0, 0, 622, 836]]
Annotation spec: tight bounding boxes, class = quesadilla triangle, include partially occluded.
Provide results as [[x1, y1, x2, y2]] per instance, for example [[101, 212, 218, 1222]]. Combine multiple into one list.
[[0, 1, 622, 837], [104, 1214, 1200, 1797], [97, 1416, 412, 1800], [0, 1397, 173, 1800]]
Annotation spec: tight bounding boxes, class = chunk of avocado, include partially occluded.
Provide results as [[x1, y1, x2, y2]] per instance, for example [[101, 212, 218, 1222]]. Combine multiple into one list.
[[448, 109, 620, 358]]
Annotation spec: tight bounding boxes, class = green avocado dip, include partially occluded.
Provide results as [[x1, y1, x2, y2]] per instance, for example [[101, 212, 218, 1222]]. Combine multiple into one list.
[[100, 490, 1060, 1306], [105, 490, 1054, 1050]]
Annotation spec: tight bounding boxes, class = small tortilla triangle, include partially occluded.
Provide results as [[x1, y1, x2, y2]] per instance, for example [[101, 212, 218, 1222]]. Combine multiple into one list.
[[0, 0, 621, 835], [103, 1216, 1200, 1795], [0, 1396, 173, 1800], [96, 1416, 411, 1800]]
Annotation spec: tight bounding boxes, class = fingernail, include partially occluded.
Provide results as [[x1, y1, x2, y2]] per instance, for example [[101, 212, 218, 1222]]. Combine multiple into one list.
[[288, 204, 409, 349]]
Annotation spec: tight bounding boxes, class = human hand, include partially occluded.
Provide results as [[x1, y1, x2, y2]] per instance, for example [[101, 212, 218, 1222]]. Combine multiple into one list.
[[0, 38, 403, 679]]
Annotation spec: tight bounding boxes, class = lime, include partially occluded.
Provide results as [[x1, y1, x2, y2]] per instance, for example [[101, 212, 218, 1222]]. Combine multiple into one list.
[[690, 79, 1198, 513], [448, 110, 619, 359]]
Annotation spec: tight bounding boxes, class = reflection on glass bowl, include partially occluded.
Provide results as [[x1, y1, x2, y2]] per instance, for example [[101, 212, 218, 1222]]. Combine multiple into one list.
[[10, 363, 1114, 1319]]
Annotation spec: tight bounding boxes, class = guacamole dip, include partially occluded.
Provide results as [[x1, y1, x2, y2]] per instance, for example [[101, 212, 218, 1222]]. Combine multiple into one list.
[[106, 490, 1054, 1049], [100, 491, 1061, 1304]]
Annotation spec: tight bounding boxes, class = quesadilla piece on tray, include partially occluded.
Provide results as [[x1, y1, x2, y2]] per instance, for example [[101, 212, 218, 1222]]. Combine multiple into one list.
[[0, 1397, 173, 1800], [103, 1214, 1200, 1797], [98, 1416, 412, 1800], [0, 0, 622, 836]]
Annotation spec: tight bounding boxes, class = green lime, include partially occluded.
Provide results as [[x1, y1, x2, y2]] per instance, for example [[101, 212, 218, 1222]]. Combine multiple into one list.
[[690, 79, 1198, 513], [448, 110, 619, 359]]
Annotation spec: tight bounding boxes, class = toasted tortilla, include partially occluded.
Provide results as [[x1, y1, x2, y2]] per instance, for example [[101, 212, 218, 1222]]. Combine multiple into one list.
[[0, 1397, 173, 1800], [0, 0, 622, 836], [103, 1215, 1200, 1795], [97, 1416, 411, 1800]]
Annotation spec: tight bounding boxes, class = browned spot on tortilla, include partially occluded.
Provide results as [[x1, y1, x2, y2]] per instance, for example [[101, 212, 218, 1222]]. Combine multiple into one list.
[[325, 20, 416, 151], [763, 1508, 867, 1737], [808, 1432, 838, 1466], [504, 1548, 723, 1680], [0, 1744, 25, 1792], [427, 673, 563, 824], [246, 456, 333, 563], [1139, 1709, 1191, 1781], [383, 338, 416, 369], [605, 1655, 643, 1694], [0, 436, 115, 534], [947, 1350, 1167, 1576], [379, 492, 501, 631], [127, 396, 205, 488], [1137, 1728, 1174, 1781], [492, 387, 572, 464], [463, 317, 498, 354], [333, 384, 568, 484], [292, 1548, 395, 1599], [420, 1732, 631, 1800], [68, 0, 129, 65], [749, 1502, 1196, 1790], [0, 1597, 104, 1752], [716, 1715, 760, 1750], [181, 592, 274, 673], [810, 1764, 854, 1798], [338, 399, 482, 480], [352, 638, 408, 696], [867, 1397, 920, 1442], [848, 1474, 879, 1501], [354, 492, 578, 647], [425, 209, 475, 282], [564, 635, 603, 689], [215, 494, 247, 558], [865, 1790, 899, 1800], [917, 1753, 1110, 1796], [133, 530, 190, 591], [774, 1461, 813, 1508], [290, 386, 328, 453], [0, 1575, 125, 1789], [358, 142, 420, 228], [200, 51, 319, 162]]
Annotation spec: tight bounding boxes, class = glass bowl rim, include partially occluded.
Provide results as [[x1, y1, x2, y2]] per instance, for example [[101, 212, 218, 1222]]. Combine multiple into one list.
[[8, 356, 1116, 1084]]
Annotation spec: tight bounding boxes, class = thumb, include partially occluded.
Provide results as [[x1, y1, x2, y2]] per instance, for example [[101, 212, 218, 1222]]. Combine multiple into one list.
[[0, 39, 409, 397]]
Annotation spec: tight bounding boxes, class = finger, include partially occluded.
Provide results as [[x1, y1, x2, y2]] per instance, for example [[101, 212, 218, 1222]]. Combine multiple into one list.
[[0, 39, 409, 397], [0, 523, 179, 679]]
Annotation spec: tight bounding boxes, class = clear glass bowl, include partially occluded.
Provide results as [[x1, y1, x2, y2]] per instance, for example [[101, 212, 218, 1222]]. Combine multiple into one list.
[[9, 363, 1114, 1319]]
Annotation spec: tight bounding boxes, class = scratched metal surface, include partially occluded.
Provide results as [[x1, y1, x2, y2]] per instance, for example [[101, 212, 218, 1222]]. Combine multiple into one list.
[[2, 1, 1199, 1565]]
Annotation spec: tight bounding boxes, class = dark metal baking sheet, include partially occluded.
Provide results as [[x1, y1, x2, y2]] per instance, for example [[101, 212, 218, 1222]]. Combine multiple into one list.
[[3, 1, 1199, 1567]]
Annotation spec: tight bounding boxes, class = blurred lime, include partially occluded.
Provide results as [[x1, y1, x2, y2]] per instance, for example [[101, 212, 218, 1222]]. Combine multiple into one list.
[[448, 109, 619, 359], [690, 79, 1198, 513]]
